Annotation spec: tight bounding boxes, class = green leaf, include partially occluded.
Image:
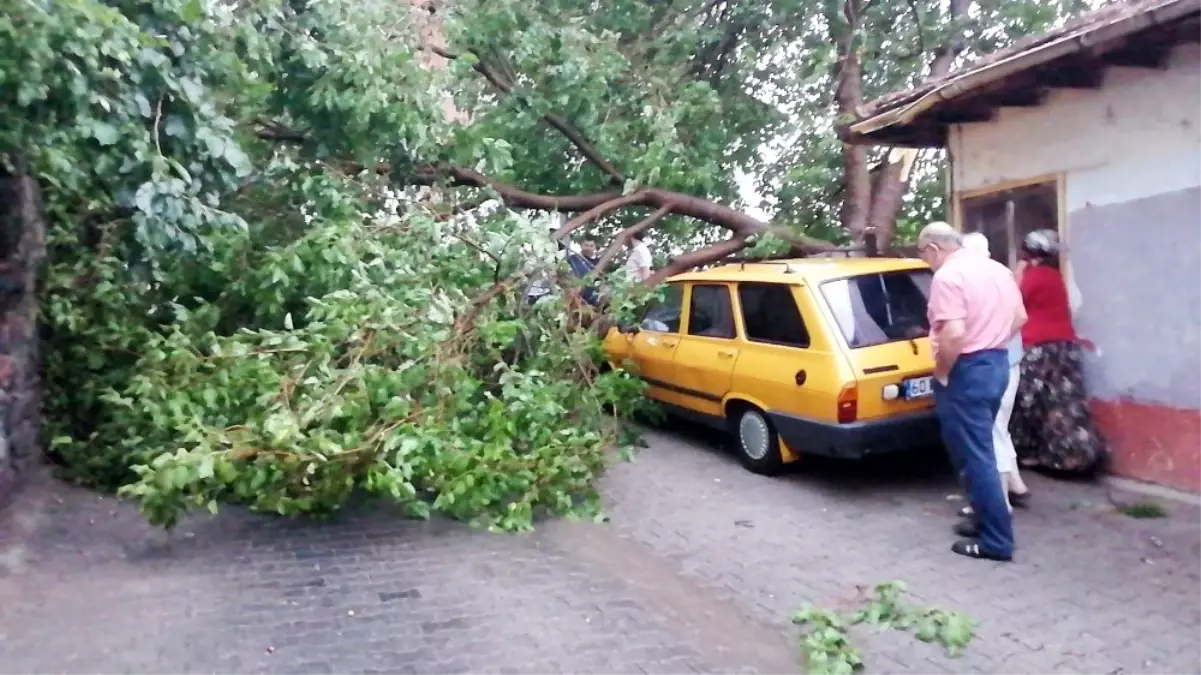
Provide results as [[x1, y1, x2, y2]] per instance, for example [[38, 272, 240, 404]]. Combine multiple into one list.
[[91, 121, 120, 146], [197, 456, 215, 479]]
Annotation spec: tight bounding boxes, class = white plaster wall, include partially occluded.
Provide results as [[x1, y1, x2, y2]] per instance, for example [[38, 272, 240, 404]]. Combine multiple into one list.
[[950, 43, 1201, 202], [949, 43, 1201, 314], [948, 42, 1201, 408]]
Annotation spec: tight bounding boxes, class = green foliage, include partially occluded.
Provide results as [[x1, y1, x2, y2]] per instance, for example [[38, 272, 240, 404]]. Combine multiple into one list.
[[15, 0, 653, 531], [7, 0, 1099, 532], [792, 581, 976, 674], [46, 174, 650, 530]]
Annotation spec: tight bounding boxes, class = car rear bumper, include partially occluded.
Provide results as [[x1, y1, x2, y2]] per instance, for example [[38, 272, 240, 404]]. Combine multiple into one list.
[[766, 409, 940, 459]]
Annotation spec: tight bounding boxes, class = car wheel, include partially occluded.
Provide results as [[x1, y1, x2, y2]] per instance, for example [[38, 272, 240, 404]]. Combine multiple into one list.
[[732, 406, 784, 475]]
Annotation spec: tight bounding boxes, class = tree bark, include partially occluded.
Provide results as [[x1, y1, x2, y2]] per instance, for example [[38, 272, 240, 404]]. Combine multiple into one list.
[[832, 0, 872, 242], [837, 0, 972, 248], [865, 147, 918, 249]]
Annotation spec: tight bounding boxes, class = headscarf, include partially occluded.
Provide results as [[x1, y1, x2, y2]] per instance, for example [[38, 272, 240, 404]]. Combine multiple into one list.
[[1021, 229, 1060, 257]]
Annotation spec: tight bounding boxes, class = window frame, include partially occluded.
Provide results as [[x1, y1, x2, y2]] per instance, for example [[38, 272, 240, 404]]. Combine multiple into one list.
[[638, 282, 685, 333], [735, 282, 812, 349], [817, 268, 935, 350], [952, 174, 1066, 272], [684, 283, 737, 340]]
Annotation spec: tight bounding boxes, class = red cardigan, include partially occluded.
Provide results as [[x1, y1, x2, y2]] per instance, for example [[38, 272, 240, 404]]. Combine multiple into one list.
[[1019, 265, 1077, 347]]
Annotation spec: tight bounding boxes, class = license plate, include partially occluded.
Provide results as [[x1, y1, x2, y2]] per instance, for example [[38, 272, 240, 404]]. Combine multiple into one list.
[[903, 376, 934, 399]]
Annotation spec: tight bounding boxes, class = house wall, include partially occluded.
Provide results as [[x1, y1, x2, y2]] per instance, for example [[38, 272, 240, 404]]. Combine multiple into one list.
[[949, 42, 1201, 492]]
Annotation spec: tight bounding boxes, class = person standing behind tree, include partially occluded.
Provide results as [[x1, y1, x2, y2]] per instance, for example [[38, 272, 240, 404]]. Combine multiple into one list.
[[580, 238, 600, 268], [918, 222, 1026, 562], [624, 232, 653, 283]]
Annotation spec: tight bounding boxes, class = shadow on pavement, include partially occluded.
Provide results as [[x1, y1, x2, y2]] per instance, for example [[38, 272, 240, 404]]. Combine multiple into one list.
[[647, 416, 958, 492]]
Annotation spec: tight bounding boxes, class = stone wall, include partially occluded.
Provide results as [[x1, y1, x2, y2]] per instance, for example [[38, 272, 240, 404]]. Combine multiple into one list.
[[0, 166, 46, 509]]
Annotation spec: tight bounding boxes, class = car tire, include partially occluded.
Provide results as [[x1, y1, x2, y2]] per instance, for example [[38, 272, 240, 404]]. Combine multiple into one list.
[[731, 405, 784, 475]]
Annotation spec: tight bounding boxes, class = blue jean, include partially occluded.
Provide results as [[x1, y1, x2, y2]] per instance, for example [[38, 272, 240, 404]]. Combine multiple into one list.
[[933, 349, 1014, 557]]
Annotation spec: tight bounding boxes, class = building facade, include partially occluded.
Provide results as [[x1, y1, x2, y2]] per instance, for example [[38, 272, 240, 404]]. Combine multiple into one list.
[[848, 0, 1201, 492]]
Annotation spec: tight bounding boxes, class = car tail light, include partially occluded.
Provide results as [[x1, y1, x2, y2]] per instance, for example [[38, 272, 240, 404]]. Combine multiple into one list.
[[837, 383, 858, 424]]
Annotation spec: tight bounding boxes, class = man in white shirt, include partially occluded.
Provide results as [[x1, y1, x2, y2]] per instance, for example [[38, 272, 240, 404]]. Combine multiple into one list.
[[624, 233, 653, 283]]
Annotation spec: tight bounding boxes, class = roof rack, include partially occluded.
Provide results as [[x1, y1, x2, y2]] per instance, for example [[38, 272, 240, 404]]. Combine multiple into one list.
[[735, 259, 803, 272], [715, 231, 919, 268]]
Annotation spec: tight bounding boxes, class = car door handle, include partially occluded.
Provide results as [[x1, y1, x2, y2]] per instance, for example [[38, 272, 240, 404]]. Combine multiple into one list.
[[661, 340, 678, 348], [717, 350, 736, 358]]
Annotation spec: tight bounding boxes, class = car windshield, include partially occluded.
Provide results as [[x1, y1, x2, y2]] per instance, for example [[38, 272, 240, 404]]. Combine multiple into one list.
[[819, 269, 933, 349]]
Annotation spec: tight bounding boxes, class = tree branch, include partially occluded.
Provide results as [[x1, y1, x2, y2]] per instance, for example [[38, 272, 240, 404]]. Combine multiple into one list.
[[415, 164, 623, 211], [905, 0, 927, 58], [644, 236, 749, 286], [927, 0, 971, 78], [256, 124, 842, 267], [553, 193, 647, 241], [592, 205, 673, 277], [431, 45, 626, 186], [409, 164, 837, 255]]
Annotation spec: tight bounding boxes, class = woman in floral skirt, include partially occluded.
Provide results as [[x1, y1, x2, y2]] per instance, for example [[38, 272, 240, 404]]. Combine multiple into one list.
[[1010, 230, 1108, 474]]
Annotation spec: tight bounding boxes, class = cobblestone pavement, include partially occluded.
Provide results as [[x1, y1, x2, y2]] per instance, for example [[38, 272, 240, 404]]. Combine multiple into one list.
[[1, 422, 1198, 674]]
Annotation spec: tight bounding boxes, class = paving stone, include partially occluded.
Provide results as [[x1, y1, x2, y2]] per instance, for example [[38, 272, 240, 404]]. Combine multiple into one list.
[[0, 421, 1197, 675], [599, 424, 1201, 675]]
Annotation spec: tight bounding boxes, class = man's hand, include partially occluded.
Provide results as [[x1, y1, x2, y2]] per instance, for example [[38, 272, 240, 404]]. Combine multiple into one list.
[[932, 318, 965, 388]]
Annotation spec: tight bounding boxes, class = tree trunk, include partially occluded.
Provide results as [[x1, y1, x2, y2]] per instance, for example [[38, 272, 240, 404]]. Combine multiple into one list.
[[832, 0, 872, 242], [0, 162, 46, 508], [837, 0, 972, 247], [865, 147, 919, 249]]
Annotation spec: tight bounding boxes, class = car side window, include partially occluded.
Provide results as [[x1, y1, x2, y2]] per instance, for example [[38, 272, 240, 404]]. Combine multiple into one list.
[[738, 283, 811, 348], [687, 284, 736, 339], [640, 283, 683, 332]]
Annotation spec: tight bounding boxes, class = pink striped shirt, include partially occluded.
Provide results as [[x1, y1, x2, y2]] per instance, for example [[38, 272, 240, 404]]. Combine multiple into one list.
[[928, 248, 1023, 362]]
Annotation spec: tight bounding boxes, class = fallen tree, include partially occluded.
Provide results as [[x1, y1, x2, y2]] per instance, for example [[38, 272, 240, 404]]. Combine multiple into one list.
[[5, 0, 1068, 530]]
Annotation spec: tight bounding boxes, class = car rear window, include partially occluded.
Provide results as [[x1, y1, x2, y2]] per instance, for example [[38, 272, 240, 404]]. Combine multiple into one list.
[[819, 269, 933, 349]]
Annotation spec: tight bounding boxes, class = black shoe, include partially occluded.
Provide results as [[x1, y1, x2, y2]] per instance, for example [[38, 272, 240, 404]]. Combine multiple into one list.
[[952, 538, 1012, 561], [1009, 490, 1031, 508]]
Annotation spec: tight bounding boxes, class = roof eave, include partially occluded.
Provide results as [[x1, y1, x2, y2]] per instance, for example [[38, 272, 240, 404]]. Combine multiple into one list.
[[846, 0, 1201, 146]]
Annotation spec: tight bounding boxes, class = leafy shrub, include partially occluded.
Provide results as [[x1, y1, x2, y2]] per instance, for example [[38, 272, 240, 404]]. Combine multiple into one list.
[[43, 172, 650, 531]]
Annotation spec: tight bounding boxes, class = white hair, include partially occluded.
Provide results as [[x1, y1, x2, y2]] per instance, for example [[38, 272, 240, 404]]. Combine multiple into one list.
[[962, 232, 990, 256], [918, 221, 963, 249]]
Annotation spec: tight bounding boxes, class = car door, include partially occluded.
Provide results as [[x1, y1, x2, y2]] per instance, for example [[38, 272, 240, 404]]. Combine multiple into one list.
[[629, 282, 688, 407], [730, 282, 845, 424], [672, 283, 740, 418]]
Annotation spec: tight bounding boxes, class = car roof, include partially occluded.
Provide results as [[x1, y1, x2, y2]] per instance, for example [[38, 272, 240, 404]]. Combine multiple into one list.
[[666, 256, 931, 285]]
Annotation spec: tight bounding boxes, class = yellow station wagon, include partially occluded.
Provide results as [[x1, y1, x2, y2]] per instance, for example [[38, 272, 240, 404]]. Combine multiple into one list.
[[603, 257, 941, 474]]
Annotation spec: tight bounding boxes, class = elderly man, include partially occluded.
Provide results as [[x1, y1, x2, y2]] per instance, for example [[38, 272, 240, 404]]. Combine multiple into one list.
[[918, 222, 1027, 562]]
